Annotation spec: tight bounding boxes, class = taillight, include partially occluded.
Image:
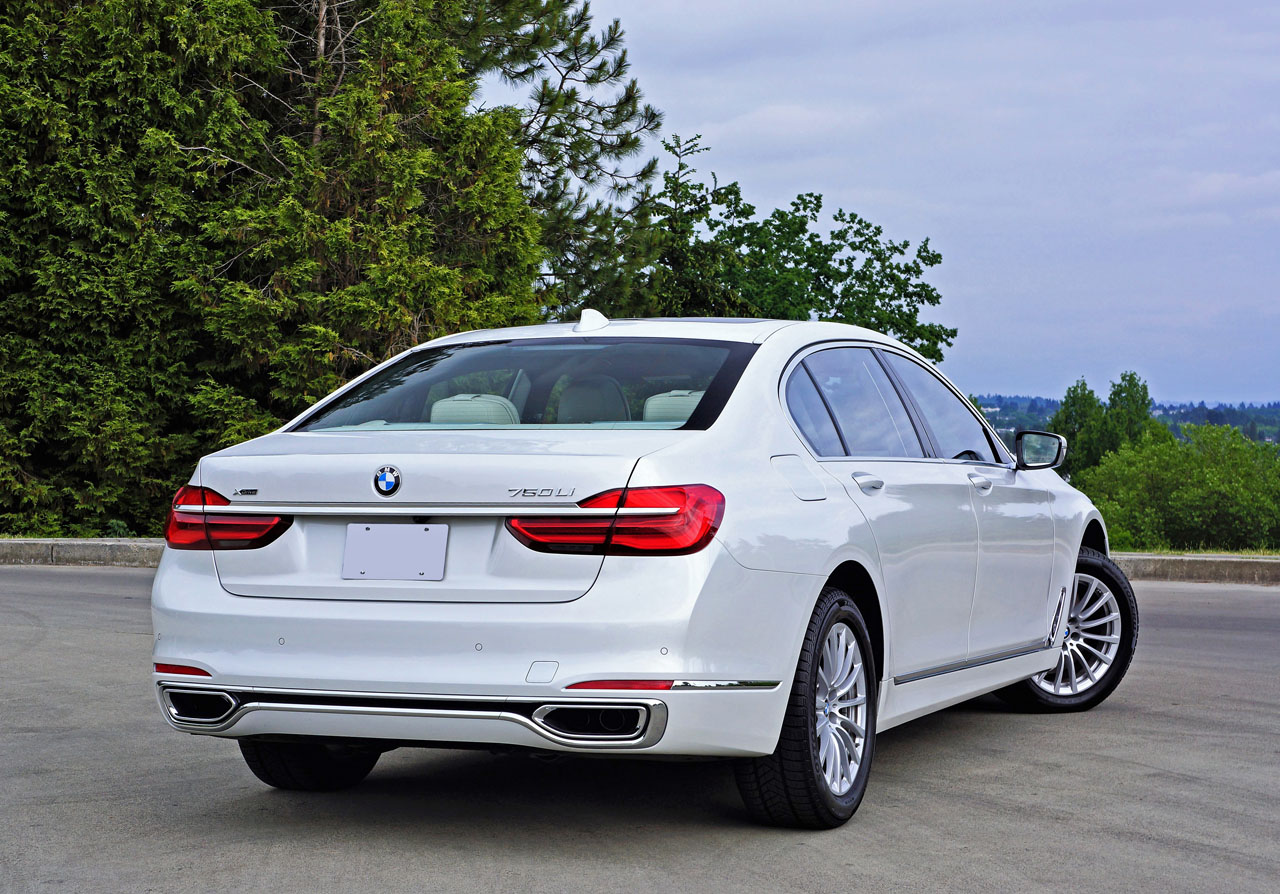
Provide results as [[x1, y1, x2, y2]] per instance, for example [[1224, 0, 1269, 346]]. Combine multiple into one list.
[[164, 485, 291, 550], [506, 484, 724, 556], [608, 484, 725, 555]]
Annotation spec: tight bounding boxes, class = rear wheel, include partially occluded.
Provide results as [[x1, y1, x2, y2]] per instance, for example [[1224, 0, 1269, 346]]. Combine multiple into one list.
[[735, 587, 876, 828], [239, 740, 381, 791], [996, 547, 1138, 712]]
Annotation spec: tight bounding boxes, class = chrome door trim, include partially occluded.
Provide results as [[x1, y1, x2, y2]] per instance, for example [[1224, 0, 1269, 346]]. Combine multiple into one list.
[[893, 640, 1054, 685]]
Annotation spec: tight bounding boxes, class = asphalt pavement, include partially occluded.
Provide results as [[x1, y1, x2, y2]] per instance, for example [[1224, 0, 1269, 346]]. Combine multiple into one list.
[[1, 566, 1277, 893]]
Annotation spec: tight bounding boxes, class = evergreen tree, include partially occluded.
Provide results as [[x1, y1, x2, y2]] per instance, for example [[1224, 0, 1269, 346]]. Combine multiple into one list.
[[1048, 379, 1106, 478], [1096, 370, 1156, 455], [0, 0, 542, 535], [446, 1, 663, 315]]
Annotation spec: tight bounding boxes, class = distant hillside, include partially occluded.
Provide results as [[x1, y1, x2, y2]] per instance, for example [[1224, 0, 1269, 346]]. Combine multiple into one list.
[[974, 394, 1280, 447]]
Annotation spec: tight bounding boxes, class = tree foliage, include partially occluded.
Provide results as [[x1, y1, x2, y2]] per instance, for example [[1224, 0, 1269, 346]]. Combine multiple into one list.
[[1076, 426, 1280, 551], [600, 136, 956, 361], [447, 0, 663, 314], [1048, 371, 1161, 479], [0, 0, 541, 535]]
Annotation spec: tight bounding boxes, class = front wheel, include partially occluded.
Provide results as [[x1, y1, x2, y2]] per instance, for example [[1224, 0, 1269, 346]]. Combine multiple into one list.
[[997, 547, 1139, 712], [735, 587, 877, 829]]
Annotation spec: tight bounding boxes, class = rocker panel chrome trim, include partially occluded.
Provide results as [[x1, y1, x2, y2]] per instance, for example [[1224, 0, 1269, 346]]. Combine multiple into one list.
[[893, 641, 1054, 685]]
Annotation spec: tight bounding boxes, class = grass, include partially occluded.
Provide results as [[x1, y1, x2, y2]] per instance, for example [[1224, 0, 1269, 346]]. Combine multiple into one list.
[[1117, 547, 1280, 557]]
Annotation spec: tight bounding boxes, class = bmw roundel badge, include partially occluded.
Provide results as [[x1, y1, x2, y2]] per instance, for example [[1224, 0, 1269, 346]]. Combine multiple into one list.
[[374, 465, 401, 497]]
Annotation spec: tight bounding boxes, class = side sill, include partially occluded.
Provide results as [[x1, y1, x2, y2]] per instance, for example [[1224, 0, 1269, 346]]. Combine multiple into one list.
[[893, 641, 1053, 686]]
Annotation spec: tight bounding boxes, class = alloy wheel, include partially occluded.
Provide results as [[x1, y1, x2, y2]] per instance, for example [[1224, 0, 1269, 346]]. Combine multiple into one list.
[[814, 621, 868, 795], [1034, 572, 1122, 696]]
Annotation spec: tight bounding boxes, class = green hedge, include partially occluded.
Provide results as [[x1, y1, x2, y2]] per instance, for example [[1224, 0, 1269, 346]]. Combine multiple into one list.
[[1076, 425, 1280, 551]]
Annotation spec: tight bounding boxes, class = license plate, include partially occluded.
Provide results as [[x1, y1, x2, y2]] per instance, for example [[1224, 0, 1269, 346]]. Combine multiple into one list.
[[341, 524, 448, 581]]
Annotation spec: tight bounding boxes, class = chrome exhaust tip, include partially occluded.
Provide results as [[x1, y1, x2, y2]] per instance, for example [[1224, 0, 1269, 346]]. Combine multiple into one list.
[[530, 703, 648, 741], [162, 688, 237, 725]]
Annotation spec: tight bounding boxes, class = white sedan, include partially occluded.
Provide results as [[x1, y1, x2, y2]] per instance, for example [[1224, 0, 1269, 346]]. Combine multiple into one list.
[[152, 313, 1138, 828]]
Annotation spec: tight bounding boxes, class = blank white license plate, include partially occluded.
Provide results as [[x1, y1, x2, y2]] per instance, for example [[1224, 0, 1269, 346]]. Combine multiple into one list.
[[341, 524, 448, 581]]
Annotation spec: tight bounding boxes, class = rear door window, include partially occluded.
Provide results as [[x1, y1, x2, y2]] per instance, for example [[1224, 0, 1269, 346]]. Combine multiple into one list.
[[803, 348, 924, 458]]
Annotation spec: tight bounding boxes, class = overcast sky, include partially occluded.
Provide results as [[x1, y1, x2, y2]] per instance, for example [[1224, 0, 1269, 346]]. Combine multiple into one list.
[[497, 1, 1279, 403]]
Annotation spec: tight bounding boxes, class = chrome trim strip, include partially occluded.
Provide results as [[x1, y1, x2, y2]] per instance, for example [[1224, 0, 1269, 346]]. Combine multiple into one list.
[[670, 680, 781, 690], [893, 641, 1053, 685], [155, 683, 667, 750], [184, 504, 679, 517], [1047, 585, 1070, 649]]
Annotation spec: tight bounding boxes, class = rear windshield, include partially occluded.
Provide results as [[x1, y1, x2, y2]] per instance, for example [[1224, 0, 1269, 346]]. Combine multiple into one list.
[[293, 337, 758, 432]]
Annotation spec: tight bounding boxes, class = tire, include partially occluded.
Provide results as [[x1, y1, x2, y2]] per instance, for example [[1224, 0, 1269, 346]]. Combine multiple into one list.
[[735, 587, 877, 829], [238, 740, 381, 791], [996, 547, 1138, 712]]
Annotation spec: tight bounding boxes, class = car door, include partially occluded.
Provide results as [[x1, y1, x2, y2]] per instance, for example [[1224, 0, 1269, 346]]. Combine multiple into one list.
[[787, 346, 979, 678], [880, 351, 1056, 658]]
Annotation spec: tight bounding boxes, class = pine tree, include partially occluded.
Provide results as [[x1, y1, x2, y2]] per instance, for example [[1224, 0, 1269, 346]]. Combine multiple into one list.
[[445, 1, 663, 315]]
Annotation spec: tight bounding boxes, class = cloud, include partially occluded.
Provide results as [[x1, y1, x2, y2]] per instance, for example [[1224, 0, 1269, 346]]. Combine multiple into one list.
[[582, 0, 1280, 401]]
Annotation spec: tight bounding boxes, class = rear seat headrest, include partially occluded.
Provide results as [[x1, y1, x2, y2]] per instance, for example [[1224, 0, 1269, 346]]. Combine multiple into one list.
[[429, 393, 521, 425], [642, 390, 705, 423]]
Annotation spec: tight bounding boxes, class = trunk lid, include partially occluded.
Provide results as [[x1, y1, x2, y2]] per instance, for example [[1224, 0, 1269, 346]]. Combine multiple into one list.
[[201, 430, 685, 602]]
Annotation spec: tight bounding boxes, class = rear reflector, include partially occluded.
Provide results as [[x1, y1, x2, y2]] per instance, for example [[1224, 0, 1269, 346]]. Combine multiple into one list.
[[164, 485, 291, 551], [507, 484, 724, 556], [154, 663, 212, 677], [566, 679, 675, 691]]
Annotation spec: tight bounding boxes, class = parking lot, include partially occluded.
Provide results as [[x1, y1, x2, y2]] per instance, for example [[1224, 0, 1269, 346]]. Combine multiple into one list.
[[1, 566, 1277, 893]]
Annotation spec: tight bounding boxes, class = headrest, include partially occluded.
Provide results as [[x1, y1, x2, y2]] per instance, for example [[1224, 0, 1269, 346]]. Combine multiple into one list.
[[642, 389, 705, 423], [557, 375, 631, 424], [429, 393, 520, 424]]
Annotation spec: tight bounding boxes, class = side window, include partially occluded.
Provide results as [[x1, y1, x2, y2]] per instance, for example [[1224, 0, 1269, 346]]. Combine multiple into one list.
[[785, 367, 845, 456], [804, 348, 924, 457], [883, 353, 996, 463]]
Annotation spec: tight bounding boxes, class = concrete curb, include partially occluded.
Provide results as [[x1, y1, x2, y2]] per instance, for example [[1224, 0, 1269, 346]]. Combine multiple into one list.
[[1112, 552, 1280, 586], [0, 538, 164, 568], [1, 539, 1277, 585]]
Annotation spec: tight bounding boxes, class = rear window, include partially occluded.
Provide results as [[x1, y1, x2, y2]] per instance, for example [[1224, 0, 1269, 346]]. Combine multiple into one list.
[[294, 337, 758, 432]]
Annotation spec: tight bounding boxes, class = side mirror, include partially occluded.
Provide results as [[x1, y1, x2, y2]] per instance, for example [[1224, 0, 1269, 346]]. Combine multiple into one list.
[[1015, 430, 1067, 471]]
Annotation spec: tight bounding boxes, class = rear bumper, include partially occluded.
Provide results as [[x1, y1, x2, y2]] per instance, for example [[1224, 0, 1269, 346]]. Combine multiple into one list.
[[151, 542, 818, 756]]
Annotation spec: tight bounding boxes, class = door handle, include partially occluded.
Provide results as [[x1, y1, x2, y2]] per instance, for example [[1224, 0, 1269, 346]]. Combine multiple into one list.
[[851, 472, 885, 494], [968, 473, 993, 493]]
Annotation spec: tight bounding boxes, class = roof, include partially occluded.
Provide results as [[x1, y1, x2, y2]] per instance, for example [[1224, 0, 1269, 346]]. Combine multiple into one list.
[[421, 314, 903, 350]]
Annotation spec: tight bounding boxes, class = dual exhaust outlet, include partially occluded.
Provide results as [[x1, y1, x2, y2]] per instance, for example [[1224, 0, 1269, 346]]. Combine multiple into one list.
[[159, 685, 656, 746]]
